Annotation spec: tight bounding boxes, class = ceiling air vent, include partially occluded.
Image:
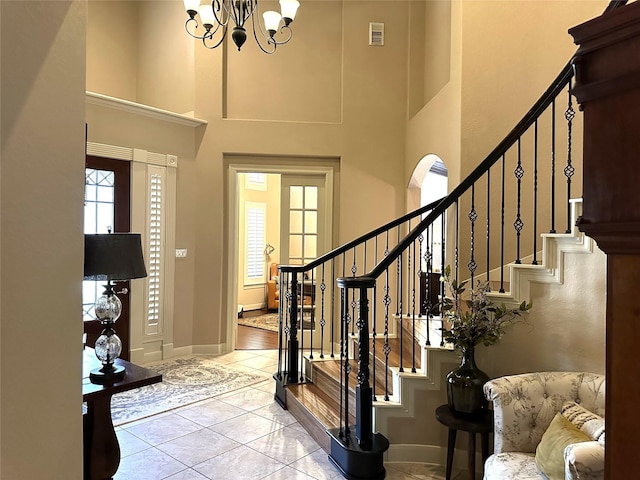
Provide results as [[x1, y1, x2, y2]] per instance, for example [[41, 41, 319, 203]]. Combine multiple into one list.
[[369, 22, 384, 46]]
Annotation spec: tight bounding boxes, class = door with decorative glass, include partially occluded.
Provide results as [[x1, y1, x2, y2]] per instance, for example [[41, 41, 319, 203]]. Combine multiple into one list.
[[84, 156, 132, 360], [280, 175, 327, 318]]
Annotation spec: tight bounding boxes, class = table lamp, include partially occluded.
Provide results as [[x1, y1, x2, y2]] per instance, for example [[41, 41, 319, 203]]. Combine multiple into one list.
[[84, 233, 147, 383]]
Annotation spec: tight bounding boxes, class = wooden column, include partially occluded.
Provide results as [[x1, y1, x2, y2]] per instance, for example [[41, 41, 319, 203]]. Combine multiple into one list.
[[570, 3, 640, 478]]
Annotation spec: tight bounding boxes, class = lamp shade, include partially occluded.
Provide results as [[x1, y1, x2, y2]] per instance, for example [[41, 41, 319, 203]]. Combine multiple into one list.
[[84, 233, 147, 281]]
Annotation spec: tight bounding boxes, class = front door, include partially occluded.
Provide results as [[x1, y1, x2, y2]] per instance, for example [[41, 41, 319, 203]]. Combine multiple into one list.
[[83, 155, 132, 360]]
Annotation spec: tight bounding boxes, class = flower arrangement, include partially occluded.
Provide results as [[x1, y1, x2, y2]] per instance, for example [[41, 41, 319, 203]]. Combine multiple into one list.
[[439, 265, 532, 350]]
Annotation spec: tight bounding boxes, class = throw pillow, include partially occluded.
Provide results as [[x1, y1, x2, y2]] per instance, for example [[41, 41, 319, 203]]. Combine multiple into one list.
[[561, 401, 605, 445], [535, 412, 591, 480]]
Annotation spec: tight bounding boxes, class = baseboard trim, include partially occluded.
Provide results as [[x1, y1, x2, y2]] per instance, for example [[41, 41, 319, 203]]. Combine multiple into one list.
[[192, 343, 226, 355], [385, 443, 486, 470]]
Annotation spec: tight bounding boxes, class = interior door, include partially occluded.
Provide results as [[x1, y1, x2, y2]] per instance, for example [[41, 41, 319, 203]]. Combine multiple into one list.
[[280, 175, 328, 322], [280, 174, 327, 267], [83, 155, 132, 360]]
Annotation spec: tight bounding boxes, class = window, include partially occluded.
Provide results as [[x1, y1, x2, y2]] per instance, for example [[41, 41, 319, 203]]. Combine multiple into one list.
[[245, 202, 266, 285], [245, 172, 267, 191], [146, 168, 165, 335]]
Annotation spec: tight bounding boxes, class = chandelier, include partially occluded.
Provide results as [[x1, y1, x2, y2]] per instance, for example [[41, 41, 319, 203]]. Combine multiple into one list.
[[183, 0, 300, 54]]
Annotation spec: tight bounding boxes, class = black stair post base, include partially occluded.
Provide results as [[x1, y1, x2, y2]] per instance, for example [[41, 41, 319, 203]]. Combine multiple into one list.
[[327, 428, 390, 479], [273, 374, 288, 409]]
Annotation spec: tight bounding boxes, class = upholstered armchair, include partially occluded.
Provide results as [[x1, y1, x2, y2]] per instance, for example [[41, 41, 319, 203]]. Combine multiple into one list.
[[483, 372, 605, 480], [267, 263, 279, 311]]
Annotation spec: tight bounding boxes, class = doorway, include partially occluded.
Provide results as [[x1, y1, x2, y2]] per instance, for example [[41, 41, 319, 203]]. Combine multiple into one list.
[[227, 161, 335, 352]]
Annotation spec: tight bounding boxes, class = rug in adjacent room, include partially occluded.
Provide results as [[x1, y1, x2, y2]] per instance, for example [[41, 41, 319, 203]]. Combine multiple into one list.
[[238, 312, 280, 332], [110, 356, 266, 426]]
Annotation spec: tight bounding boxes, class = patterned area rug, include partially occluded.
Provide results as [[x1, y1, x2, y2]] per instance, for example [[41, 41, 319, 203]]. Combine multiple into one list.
[[110, 356, 266, 426], [238, 312, 280, 332]]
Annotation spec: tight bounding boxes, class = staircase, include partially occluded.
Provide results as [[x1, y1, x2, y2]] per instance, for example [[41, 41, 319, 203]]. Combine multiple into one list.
[[272, 2, 623, 478]]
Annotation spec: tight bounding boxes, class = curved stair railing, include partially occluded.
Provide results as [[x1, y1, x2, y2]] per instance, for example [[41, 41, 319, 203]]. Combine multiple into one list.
[[273, 1, 626, 478]]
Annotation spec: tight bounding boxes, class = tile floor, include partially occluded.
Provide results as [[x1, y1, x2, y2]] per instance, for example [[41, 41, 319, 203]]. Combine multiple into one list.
[[114, 349, 467, 480]]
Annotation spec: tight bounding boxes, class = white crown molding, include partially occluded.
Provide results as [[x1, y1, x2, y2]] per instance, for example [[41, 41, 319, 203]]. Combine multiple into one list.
[[86, 91, 207, 128]]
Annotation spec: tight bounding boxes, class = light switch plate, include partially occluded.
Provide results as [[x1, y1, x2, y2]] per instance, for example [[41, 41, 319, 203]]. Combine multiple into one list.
[[175, 248, 188, 258]]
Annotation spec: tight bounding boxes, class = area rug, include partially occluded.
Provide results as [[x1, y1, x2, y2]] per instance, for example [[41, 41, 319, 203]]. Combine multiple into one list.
[[110, 356, 266, 426], [238, 312, 280, 332]]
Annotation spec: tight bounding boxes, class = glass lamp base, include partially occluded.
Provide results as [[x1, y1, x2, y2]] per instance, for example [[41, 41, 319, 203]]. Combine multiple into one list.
[[89, 364, 125, 384]]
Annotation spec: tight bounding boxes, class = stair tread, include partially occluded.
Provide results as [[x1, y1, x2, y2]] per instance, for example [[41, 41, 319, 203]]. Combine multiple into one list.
[[312, 359, 389, 396]]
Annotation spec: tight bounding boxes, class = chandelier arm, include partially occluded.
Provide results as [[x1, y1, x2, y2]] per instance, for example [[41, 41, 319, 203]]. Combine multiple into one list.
[[253, 7, 293, 47], [273, 25, 293, 45], [202, 24, 228, 49], [250, 12, 276, 54], [185, 16, 224, 42], [211, 0, 230, 28]]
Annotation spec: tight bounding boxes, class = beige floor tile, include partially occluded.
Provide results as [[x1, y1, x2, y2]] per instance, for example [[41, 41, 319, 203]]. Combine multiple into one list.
[[210, 411, 284, 444], [192, 444, 284, 479], [157, 428, 241, 467], [246, 425, 321, 464]]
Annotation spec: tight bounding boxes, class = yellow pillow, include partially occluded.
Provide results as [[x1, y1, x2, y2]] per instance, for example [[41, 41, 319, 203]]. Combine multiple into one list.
[[535, 413, 591, 480]]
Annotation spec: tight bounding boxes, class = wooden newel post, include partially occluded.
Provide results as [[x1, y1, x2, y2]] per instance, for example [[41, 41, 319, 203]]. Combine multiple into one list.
[[570, 3, 640, 477]]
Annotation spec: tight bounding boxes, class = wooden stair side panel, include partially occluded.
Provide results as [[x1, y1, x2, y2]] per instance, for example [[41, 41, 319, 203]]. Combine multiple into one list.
[[286, 383, 340, 453]]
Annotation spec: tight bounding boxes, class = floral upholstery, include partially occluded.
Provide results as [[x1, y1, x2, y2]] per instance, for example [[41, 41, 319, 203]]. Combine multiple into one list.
[[483, 372, 605, 480]]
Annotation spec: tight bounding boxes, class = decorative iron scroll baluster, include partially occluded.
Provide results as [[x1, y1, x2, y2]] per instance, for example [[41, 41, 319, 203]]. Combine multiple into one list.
[[411, 240, 416, 373], [320, 264, 326, 358], [514, 138, 524, 264], [550, 99, 557, 233], [351, 249, 357, 336], [372, 283, 377, 402], [533, 120, 539, 265], [338, 287, 346, 440], [455, 200, 459, 284], [565, 79, 575, 234], [398, 251, 404, 373], [383, 268, 391, 401], [331, 259, 336, 358], [500, 154, 506, 293], [308, 270, 314, 360], [486, 170, 491, 288], [468, 183, 478, 285], [298, 273, 305, 382]]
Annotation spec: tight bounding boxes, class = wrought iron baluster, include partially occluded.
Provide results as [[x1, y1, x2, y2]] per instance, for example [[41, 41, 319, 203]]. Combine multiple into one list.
[[514, 138, 524, 264], [298, 273, 305, 382], [565, 79, 575, 234], [320, 264, 326, 359], [533, 119, 539, 265], [550, 99, 557, 233], [331, 258, 336, 358], [455, 200, 459, 284], [338, 287, 346, 439], [382, 267, 391, 401], [343, 288, 352, 441], [308, 270, 314, 360], [411, 240, 416, 373], [372, 283, 377, 402], [486, 170, 491, 288], [500, 154, 506, 293], [468, 183, 478, 284], [351, 249, 357, 335]]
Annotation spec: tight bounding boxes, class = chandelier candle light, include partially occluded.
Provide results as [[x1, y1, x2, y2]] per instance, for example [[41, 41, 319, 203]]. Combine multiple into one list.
[[183, 0, 300, 53], [84, 233, 147, 384]]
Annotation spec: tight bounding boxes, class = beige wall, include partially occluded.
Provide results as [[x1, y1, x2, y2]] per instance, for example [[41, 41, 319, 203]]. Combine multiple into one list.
[[1, 1, 86, 477], [86, 0, 411, 349]]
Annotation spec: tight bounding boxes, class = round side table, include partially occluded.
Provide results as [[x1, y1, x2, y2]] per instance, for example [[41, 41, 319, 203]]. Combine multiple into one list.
[[435, 404, 493, 480]]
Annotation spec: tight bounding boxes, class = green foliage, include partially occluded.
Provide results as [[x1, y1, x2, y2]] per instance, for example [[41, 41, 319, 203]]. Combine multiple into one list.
[[440, 265, 532, 350]]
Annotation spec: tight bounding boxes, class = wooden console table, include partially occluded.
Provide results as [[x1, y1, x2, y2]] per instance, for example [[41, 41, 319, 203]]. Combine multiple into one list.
[[83, 348, 162, 480]]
